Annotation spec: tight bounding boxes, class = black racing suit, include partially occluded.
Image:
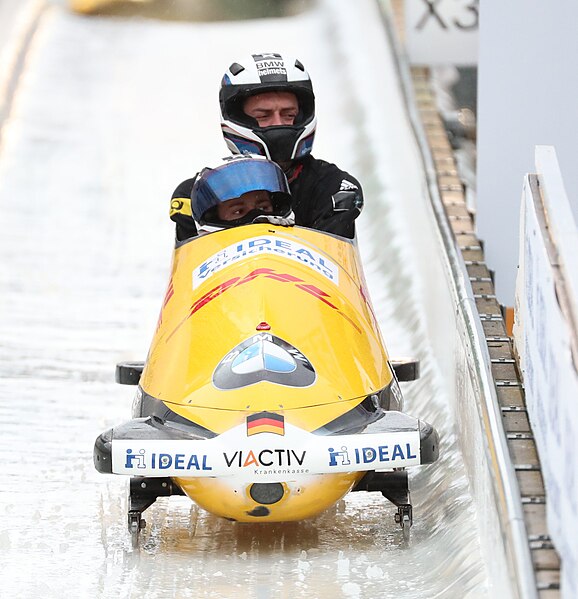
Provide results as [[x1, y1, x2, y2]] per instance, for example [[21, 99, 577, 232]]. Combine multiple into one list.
[[169, 154, 364, 241]]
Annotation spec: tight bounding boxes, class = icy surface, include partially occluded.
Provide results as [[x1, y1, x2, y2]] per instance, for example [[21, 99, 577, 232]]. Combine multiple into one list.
[[0, 1, 489, 597]]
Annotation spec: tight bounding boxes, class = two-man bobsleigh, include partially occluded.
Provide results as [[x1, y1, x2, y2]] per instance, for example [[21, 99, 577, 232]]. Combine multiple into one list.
[[93, 155, 439, 544]]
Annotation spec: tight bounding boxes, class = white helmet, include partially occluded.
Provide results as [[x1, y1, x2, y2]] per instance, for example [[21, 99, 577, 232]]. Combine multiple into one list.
[[219, 53, 316, 164]]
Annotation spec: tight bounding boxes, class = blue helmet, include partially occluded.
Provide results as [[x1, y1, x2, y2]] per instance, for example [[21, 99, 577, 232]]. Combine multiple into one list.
[[192, 155, 292, 228]]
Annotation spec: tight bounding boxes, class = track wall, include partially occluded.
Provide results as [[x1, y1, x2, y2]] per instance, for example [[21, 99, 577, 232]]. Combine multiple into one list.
[[380, 2, 537, 597]]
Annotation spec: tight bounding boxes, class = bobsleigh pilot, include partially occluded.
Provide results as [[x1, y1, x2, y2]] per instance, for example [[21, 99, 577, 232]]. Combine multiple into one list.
[[170, 52, 363, 241], [191, 154, 294, 235]]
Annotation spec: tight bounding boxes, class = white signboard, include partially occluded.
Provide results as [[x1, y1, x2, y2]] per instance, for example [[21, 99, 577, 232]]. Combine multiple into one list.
[[515, 173, 578, 597], [404, 0, 479, 65]]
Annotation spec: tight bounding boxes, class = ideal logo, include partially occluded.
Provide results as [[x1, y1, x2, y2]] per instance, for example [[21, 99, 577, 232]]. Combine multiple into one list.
[[193, 235, 339, 288], [125, 449, 146, 469], [328, 446, 351, 466], [327, 443, 418, 467], [124, 449, 212, 471]]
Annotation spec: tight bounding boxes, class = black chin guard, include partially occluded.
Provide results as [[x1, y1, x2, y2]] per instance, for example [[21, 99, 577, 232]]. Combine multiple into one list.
[[254, 126, 305, 163]]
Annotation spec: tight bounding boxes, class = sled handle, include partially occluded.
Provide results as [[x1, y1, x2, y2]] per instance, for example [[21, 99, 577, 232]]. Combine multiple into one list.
[[390, 358, 420, 382], [116, 361, 145, 385]]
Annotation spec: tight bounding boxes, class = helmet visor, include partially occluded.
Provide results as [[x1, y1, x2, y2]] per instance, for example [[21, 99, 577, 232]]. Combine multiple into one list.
[[193, 159, 289, 222]]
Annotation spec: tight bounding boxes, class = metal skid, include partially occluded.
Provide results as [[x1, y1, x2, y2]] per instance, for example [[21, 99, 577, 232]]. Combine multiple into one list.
[[128, 476, 184, 546], [353, 470, 413, 541]]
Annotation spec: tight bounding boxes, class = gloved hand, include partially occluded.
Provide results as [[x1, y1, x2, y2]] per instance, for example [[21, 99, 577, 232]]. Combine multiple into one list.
[[332, 190, 364, 214], [313, 191, 364, 239], [252, 211, 295, 227]]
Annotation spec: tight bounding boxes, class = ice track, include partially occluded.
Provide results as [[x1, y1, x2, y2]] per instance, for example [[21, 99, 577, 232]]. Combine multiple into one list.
[[0, 1, 490, 597]]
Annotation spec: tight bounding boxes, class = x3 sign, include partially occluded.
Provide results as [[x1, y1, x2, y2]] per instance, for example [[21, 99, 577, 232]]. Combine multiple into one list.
[[405, 0, 479, 66]]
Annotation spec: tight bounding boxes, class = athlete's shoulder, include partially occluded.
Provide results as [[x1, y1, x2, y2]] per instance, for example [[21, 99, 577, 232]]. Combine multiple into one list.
[[172, 177, 196, 199], [301, 155, 362, 191], [170, 176, 198, 220]]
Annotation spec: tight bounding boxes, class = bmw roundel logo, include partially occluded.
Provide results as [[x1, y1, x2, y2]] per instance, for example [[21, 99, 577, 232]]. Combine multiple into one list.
[[213, 333, 316, 390]]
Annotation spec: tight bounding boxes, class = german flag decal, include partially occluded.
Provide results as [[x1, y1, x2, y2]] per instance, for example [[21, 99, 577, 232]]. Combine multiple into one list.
[[247, 412, 285, 436]]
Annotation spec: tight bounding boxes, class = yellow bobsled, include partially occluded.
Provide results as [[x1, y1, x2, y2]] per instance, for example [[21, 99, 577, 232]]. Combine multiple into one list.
[[94, 223, 438, 543]]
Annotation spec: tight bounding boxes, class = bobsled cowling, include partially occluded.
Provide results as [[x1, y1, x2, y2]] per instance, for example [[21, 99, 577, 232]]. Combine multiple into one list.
[[142, 225, 394, 425], [95, 224, 439, 524]]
